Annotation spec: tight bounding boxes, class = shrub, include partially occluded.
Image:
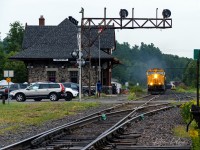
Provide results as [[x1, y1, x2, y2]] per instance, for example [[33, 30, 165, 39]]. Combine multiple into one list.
[[180, 100, 195, 123], [129, 86, 143, 93], [128, 92, 136, 100], [180, 100, 200, 150]]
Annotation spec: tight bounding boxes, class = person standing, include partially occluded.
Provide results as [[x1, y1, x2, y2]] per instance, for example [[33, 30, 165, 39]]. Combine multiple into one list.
[[96, 80, 102, 97]]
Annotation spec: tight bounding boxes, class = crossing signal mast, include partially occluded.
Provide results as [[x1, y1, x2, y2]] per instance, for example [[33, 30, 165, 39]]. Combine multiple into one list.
[[80, 8, 172, 48], [78, 7, 172, 97]]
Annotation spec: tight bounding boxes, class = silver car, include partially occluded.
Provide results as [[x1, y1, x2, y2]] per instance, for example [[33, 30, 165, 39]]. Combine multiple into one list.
[[10, 82, 66, 102]]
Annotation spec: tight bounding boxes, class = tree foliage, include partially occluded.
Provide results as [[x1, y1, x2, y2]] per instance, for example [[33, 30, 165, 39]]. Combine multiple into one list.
[[183, 60, 196, 87], [0, 21, 197, 86], [0, 42, 5, 79], [112, 41, 192, 86], [3, 21, 24, 53], [1, 21, 27, 82]]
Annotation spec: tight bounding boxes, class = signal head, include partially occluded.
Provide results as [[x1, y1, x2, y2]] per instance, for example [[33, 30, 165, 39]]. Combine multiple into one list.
[[162, 9, 171, 18]]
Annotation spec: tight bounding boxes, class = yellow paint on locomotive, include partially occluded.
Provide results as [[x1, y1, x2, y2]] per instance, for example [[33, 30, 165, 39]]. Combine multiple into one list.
[[146, 68, 165, 87]]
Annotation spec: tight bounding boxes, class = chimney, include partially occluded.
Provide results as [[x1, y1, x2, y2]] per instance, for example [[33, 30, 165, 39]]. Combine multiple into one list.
[[39, 15, 45, 26]]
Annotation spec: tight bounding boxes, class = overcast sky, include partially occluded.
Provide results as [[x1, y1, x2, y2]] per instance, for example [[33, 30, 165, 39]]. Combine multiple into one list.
[[1, 0, 200, 58]]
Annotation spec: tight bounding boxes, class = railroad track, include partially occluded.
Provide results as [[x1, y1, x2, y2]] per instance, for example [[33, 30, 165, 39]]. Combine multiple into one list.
[[1, 95, 153, 150], [2, 94, 191, 150]]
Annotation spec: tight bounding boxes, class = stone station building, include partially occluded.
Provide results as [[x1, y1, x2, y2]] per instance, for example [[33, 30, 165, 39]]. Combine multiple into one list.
[[10, 16, 119, 89]]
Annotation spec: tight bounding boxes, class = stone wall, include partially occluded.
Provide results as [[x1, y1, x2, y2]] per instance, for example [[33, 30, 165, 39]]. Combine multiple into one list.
[[27, 62, 98, 86]]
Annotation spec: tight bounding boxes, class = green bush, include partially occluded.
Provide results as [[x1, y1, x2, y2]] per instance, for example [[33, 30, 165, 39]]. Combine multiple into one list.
[[129, 86, 144, 93], [180, 100, 200, 150], [176, 85, 196, 94], [180, 100, 195, 123], [128, 92, 136, 100]]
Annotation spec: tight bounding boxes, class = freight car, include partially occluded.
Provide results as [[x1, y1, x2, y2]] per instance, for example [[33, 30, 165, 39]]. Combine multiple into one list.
[[146, 68, 166, 94]]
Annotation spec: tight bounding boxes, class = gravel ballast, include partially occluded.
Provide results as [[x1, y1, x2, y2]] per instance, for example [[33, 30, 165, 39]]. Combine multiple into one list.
[[129, 107, 192, 146], [0, 96, 192, 148]]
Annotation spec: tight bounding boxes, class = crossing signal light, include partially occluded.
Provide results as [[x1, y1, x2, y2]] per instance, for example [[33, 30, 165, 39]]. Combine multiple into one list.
[[119, 9, 128, 18], [162, 9, 171, 18]]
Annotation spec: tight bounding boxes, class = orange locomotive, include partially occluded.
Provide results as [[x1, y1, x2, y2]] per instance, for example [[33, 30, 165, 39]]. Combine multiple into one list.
[[146, 68, 166, 94]]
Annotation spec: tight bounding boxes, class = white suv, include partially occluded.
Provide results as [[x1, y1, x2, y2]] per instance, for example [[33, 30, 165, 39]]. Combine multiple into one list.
[[64, 87, 78, 101], [10, 82, 65, 102]]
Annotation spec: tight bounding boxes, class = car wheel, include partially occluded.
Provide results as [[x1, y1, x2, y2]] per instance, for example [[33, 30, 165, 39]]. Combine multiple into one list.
[[16, 93, 25, 102], [34, 98, 42, 101], [65, 92, 73, 101], [49, 93, 58, 101]]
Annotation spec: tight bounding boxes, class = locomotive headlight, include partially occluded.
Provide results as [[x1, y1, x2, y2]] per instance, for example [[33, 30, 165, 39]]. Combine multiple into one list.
[[154, 74, 158, 79]]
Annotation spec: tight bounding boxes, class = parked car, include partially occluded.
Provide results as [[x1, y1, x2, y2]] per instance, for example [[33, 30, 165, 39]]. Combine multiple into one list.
[[0, 86, 8, 99], [62, 82, 96, 97], [0, 83, 30, 99], [61, 82, 79, 101], [10, 82, 66, 102]]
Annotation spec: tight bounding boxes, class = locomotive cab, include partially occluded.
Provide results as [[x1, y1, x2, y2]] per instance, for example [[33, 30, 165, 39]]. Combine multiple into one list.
[[146, 68, 166, 94]]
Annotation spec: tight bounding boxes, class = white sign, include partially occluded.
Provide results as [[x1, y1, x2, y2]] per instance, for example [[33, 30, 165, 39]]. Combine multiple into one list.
[[53, 59, 68, 61], [4, 70, 14, 77]]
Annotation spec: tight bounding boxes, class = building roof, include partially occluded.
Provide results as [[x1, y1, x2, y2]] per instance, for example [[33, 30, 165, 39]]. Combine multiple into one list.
[[10, 17, 116, 60]]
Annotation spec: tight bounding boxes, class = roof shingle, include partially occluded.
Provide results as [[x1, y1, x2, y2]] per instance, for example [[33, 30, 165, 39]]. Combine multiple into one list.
[[11, 18, 115, 60]]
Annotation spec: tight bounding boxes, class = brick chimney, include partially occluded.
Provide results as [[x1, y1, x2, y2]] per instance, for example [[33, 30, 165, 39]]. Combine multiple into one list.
[[39, 15, 45, 26]]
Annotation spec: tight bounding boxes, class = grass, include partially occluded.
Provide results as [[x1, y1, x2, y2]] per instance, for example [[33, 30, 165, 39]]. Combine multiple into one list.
[[176, 86, 196, 93], [0, 101, 100, 135], [173, 125, 190, 138], [128, 86, 145, 100]]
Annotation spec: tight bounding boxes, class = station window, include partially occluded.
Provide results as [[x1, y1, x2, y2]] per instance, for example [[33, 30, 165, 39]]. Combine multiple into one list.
[[47, 71, 56, 82], [70, 71, 78, 83]]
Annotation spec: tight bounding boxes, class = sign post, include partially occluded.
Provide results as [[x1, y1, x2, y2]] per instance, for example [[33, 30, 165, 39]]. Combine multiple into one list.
[[190, 50, 200, 128], [3, 70, 14, 104], [194, 49, 200, 106]]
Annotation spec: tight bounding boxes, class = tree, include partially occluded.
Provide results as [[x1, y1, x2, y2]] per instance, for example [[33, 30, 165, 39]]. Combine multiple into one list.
[[112, 41, 191, 87], [3, 21, 24, 53], [3, 52, 27, 83], [0, 41, 5, 79], [183, 60, 196, 87], [2, 21, 27, 82]]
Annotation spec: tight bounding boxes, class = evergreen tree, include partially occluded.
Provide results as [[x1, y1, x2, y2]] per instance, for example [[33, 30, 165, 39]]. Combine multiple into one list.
[[3, 21, 24, 53], [112, 41, 192, 87], [2, 21, 27, 82]]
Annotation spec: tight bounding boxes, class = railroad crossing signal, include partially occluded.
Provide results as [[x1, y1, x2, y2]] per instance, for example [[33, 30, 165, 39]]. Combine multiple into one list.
[[79, 8, 172, 96]]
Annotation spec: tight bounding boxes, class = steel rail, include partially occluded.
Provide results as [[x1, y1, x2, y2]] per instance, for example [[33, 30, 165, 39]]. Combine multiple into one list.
[[97, 102, 169, 139], [1, 97, 131, 150], [81, 105, 174, 150], [31, 98, 162, 147], [99, 103, 170, 137], [114, 145, 191, 150], [31, 95, 160, 148], [170, 90, 194, 102], [1, 95, 155, 150]]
